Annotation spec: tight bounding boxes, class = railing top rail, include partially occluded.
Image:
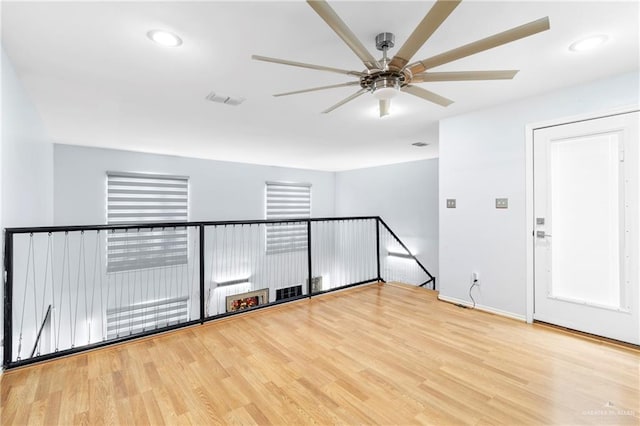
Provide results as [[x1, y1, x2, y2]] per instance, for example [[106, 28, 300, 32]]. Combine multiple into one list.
[[4, 216, 382, 234]]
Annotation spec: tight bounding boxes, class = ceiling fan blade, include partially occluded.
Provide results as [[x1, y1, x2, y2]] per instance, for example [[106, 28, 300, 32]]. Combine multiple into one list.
[[322, 88, 368, 114], [274, 81, 361, 97], [411, 70, 519, 83], [388, 0, 461, 71], [252, 55, 365, 77], [379, 99, 390, 118], [402, 85, 453, 107], [407, 17, 550, 75], [307, 0, 381, 70]]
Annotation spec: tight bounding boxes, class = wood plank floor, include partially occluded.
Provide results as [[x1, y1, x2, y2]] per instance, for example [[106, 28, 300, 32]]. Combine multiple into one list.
[[2, 282, 639, 425]]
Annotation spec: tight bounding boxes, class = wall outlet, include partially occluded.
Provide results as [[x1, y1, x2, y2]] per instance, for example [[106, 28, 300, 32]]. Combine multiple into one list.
[[446, 199, 456, 208], [495, 198, 508, 209], [472, 272, 479, 283]]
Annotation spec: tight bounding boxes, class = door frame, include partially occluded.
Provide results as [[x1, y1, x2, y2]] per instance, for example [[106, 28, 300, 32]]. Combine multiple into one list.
[[524, 105, 639, 324]]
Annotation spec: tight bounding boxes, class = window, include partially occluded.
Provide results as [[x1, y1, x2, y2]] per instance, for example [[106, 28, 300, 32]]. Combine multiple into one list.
[[265, 181, 311, 254], [107, 171, 189, 273]]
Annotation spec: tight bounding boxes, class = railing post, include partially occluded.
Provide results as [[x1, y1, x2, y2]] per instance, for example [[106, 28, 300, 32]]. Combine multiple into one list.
[[307, 220, 312, 298], [376, 218, 381, 282], [199, 225, 205, 323], [3, 230, 14, 368]]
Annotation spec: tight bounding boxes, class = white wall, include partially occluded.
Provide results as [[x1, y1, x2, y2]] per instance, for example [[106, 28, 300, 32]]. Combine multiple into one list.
[[1, 49, 54, 227], [439, 71, 639, 318], [1, 48, 54, 365], [335, 159, 439, 278], [54, 144, 336, 224]]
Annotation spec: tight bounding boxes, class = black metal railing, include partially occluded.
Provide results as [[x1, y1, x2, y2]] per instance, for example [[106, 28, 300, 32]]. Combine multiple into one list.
[[3, 216, 434, 369], [378, 218, 435, 288], [30, 304, 51, 358]]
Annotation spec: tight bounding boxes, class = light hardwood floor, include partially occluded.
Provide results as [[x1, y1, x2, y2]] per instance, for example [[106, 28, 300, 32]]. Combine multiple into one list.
[[1, 282, 639, 425]]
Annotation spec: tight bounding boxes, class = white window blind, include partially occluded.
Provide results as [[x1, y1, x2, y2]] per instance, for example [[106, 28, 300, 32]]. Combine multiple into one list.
[[107, 171, 189, 273], [265, 181, 311, 254]]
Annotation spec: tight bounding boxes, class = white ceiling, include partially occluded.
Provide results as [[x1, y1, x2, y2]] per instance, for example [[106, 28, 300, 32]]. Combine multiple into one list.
[[2, 1, 638, 171]]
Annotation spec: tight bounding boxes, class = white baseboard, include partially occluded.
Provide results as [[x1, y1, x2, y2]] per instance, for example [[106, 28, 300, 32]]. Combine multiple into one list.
[[437, 294, 526, 322]]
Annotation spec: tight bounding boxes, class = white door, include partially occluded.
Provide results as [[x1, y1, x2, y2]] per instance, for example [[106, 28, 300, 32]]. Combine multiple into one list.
[[533, 111, 639, 344]]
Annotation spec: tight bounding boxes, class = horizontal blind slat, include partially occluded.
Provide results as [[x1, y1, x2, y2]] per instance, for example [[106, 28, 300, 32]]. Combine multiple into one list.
[[108, 205, 188, 211], [108, 212, 187, 219], [266, 186, 311, 192], [107, 256, 188, 273], [266, 201, 310, 206], [108, 233, 187, 243], [109, 197, 188, 203], [267, 243, 308, 249], [266, 197, 309, 202], [107, 296, 189, 315], [107, 171, 189, 180], [266, 212, 310, 217], [108, 247, 188, 260], [267, 247, 309, 255], [108, 240, 187, 251], [265, 231, 307, 238], [107, 309, 188, 333], [109, 189, 188, 196], [108, 181, 188, 189]]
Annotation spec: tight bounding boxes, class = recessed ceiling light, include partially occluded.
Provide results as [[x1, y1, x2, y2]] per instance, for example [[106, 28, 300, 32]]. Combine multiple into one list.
[[569, 35, 608, 52], [147, 29, 182, 47]]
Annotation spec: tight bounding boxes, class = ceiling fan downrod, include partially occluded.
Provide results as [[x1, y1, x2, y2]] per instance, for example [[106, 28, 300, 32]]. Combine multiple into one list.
[[375, 32, 395, 70]]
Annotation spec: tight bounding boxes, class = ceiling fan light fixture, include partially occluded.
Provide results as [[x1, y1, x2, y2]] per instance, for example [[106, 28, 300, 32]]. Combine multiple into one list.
[[147, 29, 183, 47], [569, 35, 608, 52], [372, 78, 400, 100]]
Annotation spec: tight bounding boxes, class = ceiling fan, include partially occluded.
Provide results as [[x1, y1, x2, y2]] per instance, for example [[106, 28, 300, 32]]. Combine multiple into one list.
[[252, 0, 550, 117]]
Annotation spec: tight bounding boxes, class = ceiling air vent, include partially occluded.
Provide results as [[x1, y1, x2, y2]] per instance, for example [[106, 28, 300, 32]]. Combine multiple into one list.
[[205, 92, 246, 106], [412, 142, 429, 147]]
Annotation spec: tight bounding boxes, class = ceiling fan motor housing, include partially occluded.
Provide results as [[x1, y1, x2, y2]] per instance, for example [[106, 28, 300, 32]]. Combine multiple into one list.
[[373, 77, 399, 91], [361, 71, 405, 92]]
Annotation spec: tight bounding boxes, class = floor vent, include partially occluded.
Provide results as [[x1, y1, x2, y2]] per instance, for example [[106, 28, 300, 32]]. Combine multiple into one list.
[[205, 91, 246, 106], [276, 285, 303, 301]]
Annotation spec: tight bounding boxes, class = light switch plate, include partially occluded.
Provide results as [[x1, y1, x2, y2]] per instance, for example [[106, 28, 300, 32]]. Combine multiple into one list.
[[446, 199, 456, 208], [496, 198, 508, 209]]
